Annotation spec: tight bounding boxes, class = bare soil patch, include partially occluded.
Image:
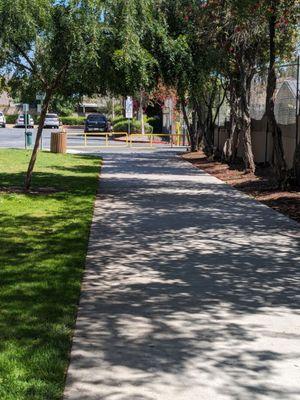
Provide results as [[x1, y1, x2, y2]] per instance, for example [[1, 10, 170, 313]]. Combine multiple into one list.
[[182, 151, 300, 223]]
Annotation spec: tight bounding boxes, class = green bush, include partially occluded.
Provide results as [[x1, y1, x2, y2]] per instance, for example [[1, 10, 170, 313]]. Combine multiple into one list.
[[113, 118, 153, 134], [60, 116, 86, 126], [112, 115, 126, 125], [5, 114, 18, 124], [6, 114, 42, 125]]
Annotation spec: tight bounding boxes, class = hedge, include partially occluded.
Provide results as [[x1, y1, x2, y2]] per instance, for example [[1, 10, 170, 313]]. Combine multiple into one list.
[[112, 115, 127, 125], [60, 116, 86, 125], [5, 114, 19, 124], [113, 119, 153, 134]]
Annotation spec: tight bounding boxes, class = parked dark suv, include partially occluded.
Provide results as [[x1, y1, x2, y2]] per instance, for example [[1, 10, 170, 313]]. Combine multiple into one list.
[[84, 114, 110, 133]]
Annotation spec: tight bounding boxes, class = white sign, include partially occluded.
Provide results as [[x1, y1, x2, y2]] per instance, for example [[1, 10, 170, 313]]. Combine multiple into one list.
[[37, 104, 42, 114], [125, 96, 133, 119], [23, 103, 29, 112], [36, 92, 45, 101]]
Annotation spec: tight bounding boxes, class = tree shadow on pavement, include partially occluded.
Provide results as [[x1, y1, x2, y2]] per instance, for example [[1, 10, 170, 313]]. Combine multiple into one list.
[[65, 151, 300, 400]]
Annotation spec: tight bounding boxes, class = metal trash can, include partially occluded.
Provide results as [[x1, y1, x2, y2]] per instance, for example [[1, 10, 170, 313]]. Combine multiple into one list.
[[25, 131, 33, 148]]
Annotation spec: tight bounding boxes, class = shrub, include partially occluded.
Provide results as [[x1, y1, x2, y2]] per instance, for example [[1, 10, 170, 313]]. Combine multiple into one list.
[[112, 115, 126, 125], [113, 118, 153, 133], [60, 116, 86, 126], [5, 114, 18, 124]]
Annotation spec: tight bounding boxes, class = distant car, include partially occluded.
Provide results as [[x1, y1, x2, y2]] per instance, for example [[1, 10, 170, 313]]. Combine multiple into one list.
[[0, 111, 6, 128], [44, 113, 60, 129], [84, 114, 110, 133], [15, 114, 34, 128]]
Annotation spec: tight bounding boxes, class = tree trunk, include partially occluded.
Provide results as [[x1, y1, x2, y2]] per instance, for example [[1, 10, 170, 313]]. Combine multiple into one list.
[[24, 89, 53, 190], [240, 85, 255, 172], [140, 91, 145, 135], [240, 111, 255, 172], [228, 124, 240, 164], [203, 110, 214, 156], [223, 82, 240, 163], [294, 143, 300, 186], [265, 10, 288, 187], [181, 100, 197, 151], [236, 66, 255, 172]]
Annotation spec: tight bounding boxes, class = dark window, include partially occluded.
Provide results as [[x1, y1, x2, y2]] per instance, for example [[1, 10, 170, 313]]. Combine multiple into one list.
[[87, 114, 106, 122]]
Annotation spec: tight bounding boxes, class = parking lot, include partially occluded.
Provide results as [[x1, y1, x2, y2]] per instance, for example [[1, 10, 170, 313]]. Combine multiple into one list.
[[0, 127, 186, 152], [0, 127, 50, 149], [0, 127, 128, 150]]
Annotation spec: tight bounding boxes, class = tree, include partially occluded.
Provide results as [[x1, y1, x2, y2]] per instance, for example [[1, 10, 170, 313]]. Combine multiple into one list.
[[263, 0, 298, 186], [104, 0, 159, 97], [211, 0, 270, 171], [229, 0, 298, 184], [0, 0, 105, 190]]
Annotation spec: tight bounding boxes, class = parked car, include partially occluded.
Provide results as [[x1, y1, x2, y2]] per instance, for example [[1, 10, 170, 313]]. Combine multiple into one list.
[[84, 114, 110, 133], [0, 111, 6, 128], [15, 114, 34, 128], [44, 113, 60, 129]]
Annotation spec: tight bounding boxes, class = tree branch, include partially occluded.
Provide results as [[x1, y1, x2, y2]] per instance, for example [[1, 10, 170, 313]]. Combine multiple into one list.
[[10, 40, 36, 71]]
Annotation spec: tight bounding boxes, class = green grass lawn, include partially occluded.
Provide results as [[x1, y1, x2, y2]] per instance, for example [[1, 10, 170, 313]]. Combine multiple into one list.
[[0, 149, 101, 400]]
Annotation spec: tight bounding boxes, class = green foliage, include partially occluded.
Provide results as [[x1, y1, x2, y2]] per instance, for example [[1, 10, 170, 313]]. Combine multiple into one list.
[[4, 114, 18, 124], [0, 149, 100, 400], [113, 118, 153, 133], [60, 116, 85, 126], [114, 104, 124, 117], [112, 115, 126, 125], [50, 96, 78, 117], [104, 0, 160, 96], [0, 0, 107, 99]]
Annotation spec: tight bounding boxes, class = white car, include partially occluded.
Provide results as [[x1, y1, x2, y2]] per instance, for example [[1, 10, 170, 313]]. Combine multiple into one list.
[[0, 111, 6, 128], [44, 113, 60, 129], [15, 114, 34, 128]]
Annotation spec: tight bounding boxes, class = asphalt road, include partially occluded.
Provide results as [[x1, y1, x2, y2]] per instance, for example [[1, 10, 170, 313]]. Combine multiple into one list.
[[0, 127, 126, 150], [0, 127, 187, 152]]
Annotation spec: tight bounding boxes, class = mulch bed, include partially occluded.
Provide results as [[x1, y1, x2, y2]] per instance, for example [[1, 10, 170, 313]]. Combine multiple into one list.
[[182, 151, 300, 224]]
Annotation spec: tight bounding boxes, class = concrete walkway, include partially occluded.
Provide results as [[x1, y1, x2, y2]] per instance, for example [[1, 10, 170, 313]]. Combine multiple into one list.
[[64, 150, 300, 400]]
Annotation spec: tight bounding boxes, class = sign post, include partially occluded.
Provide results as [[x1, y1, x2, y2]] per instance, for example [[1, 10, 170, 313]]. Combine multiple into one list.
[[23, 103, 29, 149], [125, 96, 133, 135], [36, 93, 45, 150]]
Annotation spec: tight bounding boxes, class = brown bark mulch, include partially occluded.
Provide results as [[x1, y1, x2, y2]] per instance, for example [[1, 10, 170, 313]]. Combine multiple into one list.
[[182, 151, 300, 224]]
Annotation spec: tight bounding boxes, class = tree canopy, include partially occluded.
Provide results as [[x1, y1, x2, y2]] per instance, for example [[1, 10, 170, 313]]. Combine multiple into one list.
[[0, 0, 299, 187]]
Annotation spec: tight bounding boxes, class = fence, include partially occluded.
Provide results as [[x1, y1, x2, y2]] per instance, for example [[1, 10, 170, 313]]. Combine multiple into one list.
[[66, 131, 185, 149], [215, 58, 300, 167], [214, 116, 299, 168]]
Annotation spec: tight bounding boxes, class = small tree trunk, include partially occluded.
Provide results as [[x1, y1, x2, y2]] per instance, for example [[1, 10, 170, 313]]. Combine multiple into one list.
[[140, 91, 145, 135], [223, 81, 241, 164], [241, 111, 255, 172], [237, 66, 255, 173], [294, 143, 300, 186], [181, 100, 197, 151], [228, 123, 240, 164], [202, 110, 214, 156], [266, 9, 288, 187], [24, 89, 53, 190]]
